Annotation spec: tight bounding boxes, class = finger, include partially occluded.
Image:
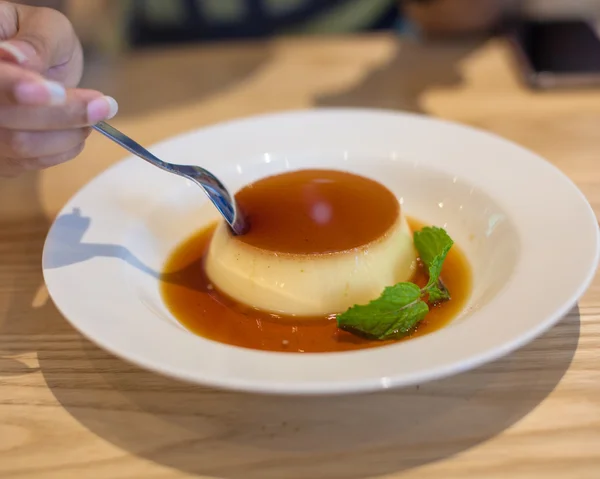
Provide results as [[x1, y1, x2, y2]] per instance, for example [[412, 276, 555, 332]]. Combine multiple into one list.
[[0, 61, 66, 105], [0, 127, 90, 158], [0, 3, 78, 74], [0, 88, 118, 130], [0, 141, 85, 177]]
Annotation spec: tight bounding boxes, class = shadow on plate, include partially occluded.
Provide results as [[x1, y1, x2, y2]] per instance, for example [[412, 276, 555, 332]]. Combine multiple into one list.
[[39, 209, 581, 478], [43, 208, 206, 290], [43, 207, 160, 275]]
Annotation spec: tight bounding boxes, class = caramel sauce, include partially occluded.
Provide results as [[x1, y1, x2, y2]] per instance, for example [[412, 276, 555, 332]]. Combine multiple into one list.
[[160, 169, 471, 353], [235, 169, 399, 254]]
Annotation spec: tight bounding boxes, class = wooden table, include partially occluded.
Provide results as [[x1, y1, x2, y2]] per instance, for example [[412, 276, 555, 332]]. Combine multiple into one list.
[[1, 34, 599, 479]]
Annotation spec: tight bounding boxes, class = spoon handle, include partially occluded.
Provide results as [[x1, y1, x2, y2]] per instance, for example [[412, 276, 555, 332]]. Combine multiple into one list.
[[92, 121, 173, 173]]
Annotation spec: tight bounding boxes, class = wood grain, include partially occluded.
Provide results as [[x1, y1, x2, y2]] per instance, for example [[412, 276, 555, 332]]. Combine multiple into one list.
[[1, 34, 600, 478]]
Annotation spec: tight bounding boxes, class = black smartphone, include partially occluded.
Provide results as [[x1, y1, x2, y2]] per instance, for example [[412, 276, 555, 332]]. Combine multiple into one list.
[[508, 19, 600, 89]]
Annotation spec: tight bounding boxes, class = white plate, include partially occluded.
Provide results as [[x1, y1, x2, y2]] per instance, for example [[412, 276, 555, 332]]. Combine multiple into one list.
[[43, 109, 599, 395]]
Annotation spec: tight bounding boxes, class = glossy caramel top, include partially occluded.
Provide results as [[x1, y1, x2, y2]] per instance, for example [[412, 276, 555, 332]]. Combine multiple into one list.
[[234, 169, 400, 254]]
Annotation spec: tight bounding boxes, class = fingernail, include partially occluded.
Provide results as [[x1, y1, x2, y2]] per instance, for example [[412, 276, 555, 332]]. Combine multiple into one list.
[[0, 41, 28, 64], [14, 79, 66, 105], [87, 96, 119, 123]]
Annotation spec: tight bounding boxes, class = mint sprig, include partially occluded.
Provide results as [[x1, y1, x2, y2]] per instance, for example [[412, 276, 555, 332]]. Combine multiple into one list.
[[337, 226, 453, 340], [414, 226, 453, 303], [336, 283, 429, 340]]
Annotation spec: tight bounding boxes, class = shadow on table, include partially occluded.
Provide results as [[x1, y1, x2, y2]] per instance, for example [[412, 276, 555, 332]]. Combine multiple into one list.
[[79, 44, 271, 119], [81, 36, 480, 120], [318, 39, 481, 114], [35, 208, 581, 478], [12, 206, 580, 478], [38, 311, 579, 479], [0, 171, 72, 377]]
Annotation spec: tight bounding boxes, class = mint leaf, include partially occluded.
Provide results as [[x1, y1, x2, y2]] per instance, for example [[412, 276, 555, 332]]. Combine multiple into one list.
[[336, 226, 455, 341], [413, 226, 453, 302], [427, 281, 449, 303], [337, 283, 429, 340]]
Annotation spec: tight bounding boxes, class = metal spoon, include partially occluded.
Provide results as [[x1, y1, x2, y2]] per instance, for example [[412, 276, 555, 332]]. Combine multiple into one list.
[[92, 121, 248, 235]]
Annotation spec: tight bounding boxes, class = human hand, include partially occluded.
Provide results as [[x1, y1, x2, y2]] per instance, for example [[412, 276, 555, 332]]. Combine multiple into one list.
[[0, 1, 117, 177]]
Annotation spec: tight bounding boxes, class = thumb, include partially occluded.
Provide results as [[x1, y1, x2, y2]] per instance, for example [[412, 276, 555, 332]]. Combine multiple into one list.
[[0, 4, 78, 75]]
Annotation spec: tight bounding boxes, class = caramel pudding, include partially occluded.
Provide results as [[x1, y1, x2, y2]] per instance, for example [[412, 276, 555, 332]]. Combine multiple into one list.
[[205, 169, 416, 316]]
